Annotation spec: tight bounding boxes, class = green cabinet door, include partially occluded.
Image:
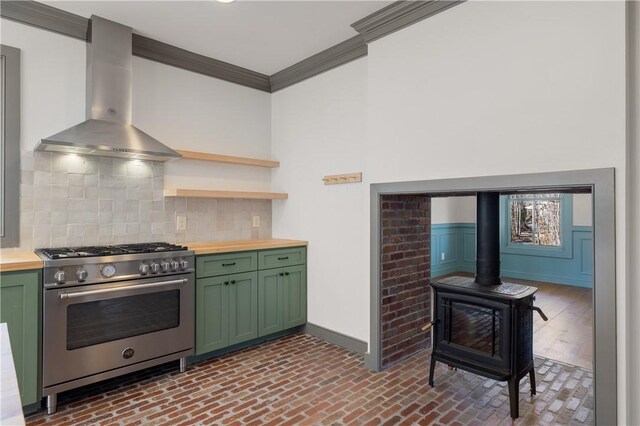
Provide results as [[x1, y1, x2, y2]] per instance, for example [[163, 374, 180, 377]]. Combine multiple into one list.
[[258, 269, 283, 337], [196, 276, 228, 355], [0, 270, 40, 406], [228, 272, 258, 346], [283, 265, 307, 330]]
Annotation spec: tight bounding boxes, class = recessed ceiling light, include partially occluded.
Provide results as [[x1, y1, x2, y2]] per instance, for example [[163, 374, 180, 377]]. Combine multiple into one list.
[[216, 0, 235, 3]]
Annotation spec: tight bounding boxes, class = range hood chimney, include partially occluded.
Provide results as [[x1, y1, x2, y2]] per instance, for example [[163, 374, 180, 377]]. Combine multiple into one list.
[[475, 192, 502, 286], [35, 16, 181, 161]]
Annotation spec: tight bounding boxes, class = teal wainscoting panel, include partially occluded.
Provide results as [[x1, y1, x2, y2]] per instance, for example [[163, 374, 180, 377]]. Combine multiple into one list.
[[430, 224, 592, 288], [461, 229, 476, 271], [431, 224, 475, 277]]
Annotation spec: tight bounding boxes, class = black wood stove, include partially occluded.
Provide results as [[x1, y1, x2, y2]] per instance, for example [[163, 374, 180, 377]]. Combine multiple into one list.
[[428, 192, 548, 419]]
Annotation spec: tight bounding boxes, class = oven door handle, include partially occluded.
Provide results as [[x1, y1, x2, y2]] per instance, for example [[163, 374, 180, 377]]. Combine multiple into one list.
[[59, 278, 188, 300]]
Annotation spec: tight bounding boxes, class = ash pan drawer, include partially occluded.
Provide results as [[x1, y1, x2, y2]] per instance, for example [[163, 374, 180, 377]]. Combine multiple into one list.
[[258, 247, 306, 269], [196, 252, 258, 278]]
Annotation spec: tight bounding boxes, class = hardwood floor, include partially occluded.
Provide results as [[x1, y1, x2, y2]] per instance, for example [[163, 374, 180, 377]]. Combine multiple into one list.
[[434, 273, 593, 370], [521, 279, 593, 370]]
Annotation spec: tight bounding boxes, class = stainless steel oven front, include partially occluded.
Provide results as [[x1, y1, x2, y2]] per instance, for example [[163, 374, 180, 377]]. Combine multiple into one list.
[[43, 273, 194, 398]]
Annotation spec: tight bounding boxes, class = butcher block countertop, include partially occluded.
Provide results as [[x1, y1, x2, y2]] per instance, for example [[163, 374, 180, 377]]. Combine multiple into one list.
[[187, 239, 307, 255], [0, 240, 308, 270], [0, 251, 43, 272]]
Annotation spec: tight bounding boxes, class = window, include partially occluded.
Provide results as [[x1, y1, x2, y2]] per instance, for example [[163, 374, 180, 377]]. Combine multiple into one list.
[[500, 193, 572, 258], [509, 193, 562, 246], [1, 45, 20, 248]]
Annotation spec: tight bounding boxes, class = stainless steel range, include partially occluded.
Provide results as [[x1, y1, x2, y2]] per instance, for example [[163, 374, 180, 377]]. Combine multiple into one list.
[[36, 243, 195, 414]]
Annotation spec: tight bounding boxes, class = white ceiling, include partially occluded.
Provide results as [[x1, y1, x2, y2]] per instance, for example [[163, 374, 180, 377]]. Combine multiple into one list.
[[43, 1, 391, 75]]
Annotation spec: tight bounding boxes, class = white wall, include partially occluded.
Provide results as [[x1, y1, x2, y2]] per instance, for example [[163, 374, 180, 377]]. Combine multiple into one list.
[[431, 196, 475, 224], [1, 19, 86, 171], [133, 57, 272, 192], [272, 58, 368, 340], [272, 0, 627, 418], [432, 194, 592, 226]]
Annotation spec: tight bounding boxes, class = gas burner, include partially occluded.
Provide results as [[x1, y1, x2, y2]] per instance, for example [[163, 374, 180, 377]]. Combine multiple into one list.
[[37, 243, 188, 259], [116, 242, 189, 254]]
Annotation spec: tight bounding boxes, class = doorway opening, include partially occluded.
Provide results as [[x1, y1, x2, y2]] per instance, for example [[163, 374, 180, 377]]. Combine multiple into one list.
[[365, 169, 617, 424]]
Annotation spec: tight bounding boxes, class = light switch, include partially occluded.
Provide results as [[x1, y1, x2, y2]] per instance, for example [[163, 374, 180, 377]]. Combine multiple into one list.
[[252, 216, 260, 228]]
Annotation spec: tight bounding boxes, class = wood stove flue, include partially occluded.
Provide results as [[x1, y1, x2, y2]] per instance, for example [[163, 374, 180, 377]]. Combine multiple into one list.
[[475, 192, 502, 286]]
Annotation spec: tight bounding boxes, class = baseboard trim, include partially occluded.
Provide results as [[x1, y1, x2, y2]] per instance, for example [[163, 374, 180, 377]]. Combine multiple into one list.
[[302, 323, 368, 355]]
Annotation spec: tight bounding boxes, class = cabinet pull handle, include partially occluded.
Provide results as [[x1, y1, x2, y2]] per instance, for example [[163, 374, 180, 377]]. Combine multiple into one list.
[[224, 281, 229, 285], [279, 273, 284, 276], [222, 262, 236, 267], [284, 272, 289, 276], [277, 257, 289, 260], [231, 280, 236, 284]]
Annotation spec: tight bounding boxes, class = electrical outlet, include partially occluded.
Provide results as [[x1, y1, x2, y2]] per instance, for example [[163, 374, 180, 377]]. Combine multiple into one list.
[[441, 252, 445, 261], [176, 215, 187, 231], [252, 216, 260, 228]]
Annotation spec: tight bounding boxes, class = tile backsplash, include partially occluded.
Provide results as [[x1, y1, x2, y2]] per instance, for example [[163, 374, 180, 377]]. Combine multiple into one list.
[[17, 152, 271, 250]]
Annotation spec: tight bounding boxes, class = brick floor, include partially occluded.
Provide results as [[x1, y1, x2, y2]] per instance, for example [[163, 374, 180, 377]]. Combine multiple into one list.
[[26, 334, 594, 425]]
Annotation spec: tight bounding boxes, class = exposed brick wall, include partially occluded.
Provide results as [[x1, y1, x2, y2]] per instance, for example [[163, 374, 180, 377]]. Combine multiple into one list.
[[380, 194, 431, 368]]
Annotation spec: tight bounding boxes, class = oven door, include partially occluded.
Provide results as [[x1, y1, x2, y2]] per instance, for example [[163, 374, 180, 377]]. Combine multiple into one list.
[[43, 274, 194, 389]]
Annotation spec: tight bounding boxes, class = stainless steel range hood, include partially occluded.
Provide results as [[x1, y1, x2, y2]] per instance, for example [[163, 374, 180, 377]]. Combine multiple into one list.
[[35, 16, 181, 161]]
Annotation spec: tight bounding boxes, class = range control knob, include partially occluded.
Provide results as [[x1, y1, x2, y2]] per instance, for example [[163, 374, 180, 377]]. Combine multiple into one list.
[[139, 264, 150, 275], [76, 269, 88, 282], [170, 261, 179, 271], [150, 263, 160, 274], [54, 270, 65, 283], [179, 260, 188, 270], [161, 261, 171, 272]]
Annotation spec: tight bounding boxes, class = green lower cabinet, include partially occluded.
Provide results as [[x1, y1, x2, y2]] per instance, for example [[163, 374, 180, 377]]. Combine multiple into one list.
[[196, 271, 257, 355], [0, 270, 40, 407], [258, 270, 283, 336], [196, 275, 228, 354], [283, 265, 307, 329], [228, 272, 258, 345], [258, 265, 307, 336]]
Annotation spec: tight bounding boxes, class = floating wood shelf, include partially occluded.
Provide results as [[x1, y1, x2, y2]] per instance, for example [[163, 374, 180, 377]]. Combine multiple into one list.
[[164, 189, 288, 200], [175, 149, 279, 168]]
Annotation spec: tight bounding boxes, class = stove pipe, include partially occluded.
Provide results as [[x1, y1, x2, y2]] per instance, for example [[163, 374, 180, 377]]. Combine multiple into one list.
[[475, 192, 502, 286]]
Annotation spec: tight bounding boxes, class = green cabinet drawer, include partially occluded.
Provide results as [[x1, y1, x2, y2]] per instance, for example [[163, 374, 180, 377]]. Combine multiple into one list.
[[258, 247, 306, 270], [0, 270, 41, 407], [196, 251, 257, 278]]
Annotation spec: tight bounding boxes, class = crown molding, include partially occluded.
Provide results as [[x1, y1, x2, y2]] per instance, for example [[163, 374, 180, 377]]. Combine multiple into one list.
[[1, 0, 270, 92], [132, 35, 270, 92], [0, 0, 89, 40], [270, 35, 367, 92], [1, 0, 465, 93], [352, 0, 465, 44]]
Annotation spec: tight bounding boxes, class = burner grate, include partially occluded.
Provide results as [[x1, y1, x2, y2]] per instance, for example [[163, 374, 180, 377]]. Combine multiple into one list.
[[38, 242, 188, 259]]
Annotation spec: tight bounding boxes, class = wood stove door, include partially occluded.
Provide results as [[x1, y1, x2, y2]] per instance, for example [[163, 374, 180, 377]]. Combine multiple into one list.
[[435, 291, 511, 373]]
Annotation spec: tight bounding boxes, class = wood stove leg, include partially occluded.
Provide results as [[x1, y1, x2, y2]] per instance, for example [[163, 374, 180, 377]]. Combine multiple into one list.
[[428, 356, 436, 387], [529, 368, 537, 396], [507, 378, 519, 419]]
